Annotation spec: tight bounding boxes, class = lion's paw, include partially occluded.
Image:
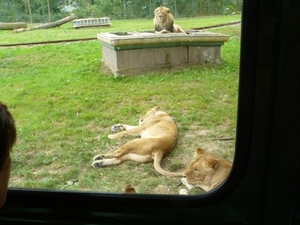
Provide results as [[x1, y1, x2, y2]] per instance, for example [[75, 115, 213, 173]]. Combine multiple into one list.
[[93, 155, 103, 161], [160, 29, 169, 34], [108, 134, 116, 139], [92, 160, 103, 169], [111, 124, 125, 133], [179, 189, 189, 195]]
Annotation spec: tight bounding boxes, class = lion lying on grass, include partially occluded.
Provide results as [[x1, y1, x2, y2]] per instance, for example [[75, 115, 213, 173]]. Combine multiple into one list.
[[179, 147, 232, 194], [154, 6, 186, 34], [92, 106, 182, 177]]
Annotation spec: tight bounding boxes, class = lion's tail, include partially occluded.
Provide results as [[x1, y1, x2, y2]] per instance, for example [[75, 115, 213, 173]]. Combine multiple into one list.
[[152, 152, 183, 177]]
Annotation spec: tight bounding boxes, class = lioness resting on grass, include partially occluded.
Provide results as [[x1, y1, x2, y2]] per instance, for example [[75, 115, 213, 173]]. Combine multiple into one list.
[[154, 6, 186, 34], [179, 147, 232, 194], [92, 106, 182, 177]]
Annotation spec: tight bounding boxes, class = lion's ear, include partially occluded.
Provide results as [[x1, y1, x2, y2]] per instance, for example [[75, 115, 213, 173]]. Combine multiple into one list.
[[166, 7, 171, 13], [195, 147, 205, 156], [210, 159, 219, 169], [203, 159, 219, 171]]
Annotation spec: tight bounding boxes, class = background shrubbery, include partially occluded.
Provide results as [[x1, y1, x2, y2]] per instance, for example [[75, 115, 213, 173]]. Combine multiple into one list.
[[0, 0, 242, 23]]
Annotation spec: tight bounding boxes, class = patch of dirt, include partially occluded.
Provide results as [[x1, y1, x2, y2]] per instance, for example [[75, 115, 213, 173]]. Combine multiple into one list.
[[153, 184, 170, 194]]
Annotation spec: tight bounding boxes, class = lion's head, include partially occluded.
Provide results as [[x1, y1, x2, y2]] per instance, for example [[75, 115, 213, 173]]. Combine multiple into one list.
[[138, 106, 160, 124], [154, 6, 173, 23], [181, 148, 232, 193]]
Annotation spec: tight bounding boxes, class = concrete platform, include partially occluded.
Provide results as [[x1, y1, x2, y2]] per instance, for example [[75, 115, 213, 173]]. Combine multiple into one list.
[[97, 31, 229, 76]]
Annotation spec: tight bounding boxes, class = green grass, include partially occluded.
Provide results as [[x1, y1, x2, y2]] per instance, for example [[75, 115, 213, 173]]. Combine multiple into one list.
[[0, 16, 240, 194], [0, 15, 240, 44]]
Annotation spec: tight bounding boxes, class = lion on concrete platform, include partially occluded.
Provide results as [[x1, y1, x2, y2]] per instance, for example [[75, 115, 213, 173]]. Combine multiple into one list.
[[154, 6, 186, 34]]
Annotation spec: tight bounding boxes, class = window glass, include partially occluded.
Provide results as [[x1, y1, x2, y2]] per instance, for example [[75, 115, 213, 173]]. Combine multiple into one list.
[[0, 1, 241, 195]]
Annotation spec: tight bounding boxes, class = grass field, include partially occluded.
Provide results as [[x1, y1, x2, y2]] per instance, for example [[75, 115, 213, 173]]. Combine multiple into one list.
[[0, 15, 241, 194], [0, 15, 240, 44]]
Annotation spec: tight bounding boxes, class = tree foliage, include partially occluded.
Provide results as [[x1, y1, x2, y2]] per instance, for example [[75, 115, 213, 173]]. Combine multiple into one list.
[[0, 0, 68, 23], [0, 0, 242, 23]]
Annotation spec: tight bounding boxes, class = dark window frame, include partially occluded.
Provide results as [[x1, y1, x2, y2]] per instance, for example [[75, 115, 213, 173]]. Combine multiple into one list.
[[1, 0, 300, 224]]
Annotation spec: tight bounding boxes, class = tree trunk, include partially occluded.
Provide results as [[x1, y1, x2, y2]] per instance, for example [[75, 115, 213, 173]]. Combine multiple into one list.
[[27, 0, 33, 24], [47, 0, 51, 22], [0, 22, 27, 30], [13, 14, 78, 33]]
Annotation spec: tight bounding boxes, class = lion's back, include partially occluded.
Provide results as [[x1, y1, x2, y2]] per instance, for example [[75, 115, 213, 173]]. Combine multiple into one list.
[[140, 114, 177, 139]]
